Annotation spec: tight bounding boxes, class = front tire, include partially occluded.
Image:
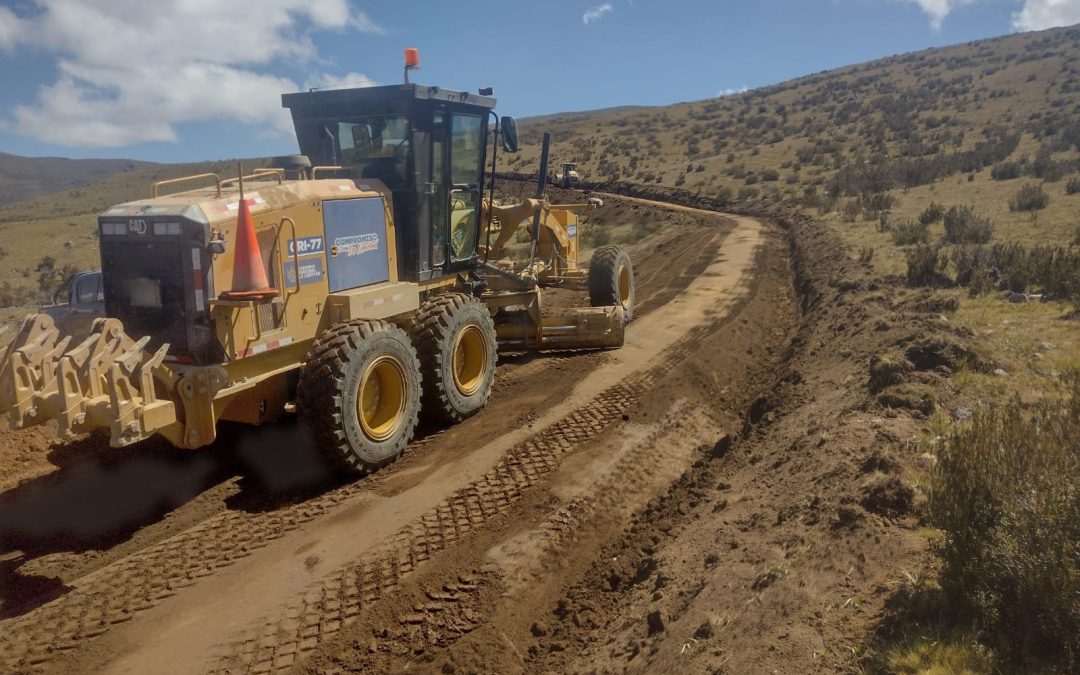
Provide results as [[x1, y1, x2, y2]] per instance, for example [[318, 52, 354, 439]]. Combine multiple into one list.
[[409, 293, 497, 424], [588, 245, 636, 323], [298, 320, 421, 473]]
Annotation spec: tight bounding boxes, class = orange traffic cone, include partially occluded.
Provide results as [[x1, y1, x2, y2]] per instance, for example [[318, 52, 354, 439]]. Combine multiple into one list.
[[221, 194, 279, 301]]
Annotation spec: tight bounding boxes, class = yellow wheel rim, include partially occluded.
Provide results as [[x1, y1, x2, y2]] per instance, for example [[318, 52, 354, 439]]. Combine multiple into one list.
[[618, 264, 632, 307], [452, 325, 488, 397], [357, 355, 407, 442]]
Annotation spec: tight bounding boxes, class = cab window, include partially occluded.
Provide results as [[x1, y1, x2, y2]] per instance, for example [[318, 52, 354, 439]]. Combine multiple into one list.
[[335, 115, 411, 191], [449, 114, 484, 262], [76, 275, 100, 304]]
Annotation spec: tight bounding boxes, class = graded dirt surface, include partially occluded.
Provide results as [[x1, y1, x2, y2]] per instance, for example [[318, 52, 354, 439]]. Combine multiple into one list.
[[0, 186, 942, 674], [0, 194, 801, 673]]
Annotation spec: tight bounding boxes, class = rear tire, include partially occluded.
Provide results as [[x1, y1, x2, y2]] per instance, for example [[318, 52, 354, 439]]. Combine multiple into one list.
[[409, 293, 497, 424], [588, 245, 636, 323], [298, 320, 421, 473]]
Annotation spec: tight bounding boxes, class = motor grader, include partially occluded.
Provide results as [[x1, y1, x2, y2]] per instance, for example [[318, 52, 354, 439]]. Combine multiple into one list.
[[0, 77, 635, 473]]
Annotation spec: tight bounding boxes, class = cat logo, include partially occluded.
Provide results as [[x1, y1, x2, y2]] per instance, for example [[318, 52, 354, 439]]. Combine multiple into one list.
[[129, 218, 148, 235]]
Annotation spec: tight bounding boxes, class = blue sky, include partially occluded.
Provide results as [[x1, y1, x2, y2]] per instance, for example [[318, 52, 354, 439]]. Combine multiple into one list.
[[0, 0, 1078, 162]]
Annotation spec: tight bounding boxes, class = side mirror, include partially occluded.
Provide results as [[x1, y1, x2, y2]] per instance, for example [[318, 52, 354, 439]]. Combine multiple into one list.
[[207, 239, 227, 255], [501, 116, 519, 153]]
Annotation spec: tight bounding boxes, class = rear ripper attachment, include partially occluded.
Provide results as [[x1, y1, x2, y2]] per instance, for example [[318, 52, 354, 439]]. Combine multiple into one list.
[[0, 314, 181, 447], [0, 51, 637, 475]]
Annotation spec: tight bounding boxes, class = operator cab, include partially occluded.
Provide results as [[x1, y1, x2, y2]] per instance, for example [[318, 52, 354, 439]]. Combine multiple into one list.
[[282, 84, 515, 284]]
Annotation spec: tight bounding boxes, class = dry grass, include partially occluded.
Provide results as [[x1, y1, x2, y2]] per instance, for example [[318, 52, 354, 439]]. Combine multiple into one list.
[[830, 176, 1080, 277], [930, 374, 1080, 671], [0, 158, 268, 305]]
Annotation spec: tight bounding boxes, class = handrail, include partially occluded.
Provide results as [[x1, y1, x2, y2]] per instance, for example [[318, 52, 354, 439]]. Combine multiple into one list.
[[281, 217, 301, 298], [310, 165, 345, 179], [152, 173, 222, 198], [221, 171, 284, 188]]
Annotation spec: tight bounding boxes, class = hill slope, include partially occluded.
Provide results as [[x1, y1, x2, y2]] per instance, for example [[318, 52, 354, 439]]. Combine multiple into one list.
[[511, 25, 1080, 267], [0, 158, 267, 310], [0, 152, 155, 205]]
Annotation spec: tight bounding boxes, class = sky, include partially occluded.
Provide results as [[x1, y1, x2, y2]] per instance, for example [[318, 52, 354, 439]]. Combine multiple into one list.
[[0, 0, 1078, 162]]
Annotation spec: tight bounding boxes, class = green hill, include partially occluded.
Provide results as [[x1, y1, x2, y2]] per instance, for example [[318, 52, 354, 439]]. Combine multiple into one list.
[[3, 25, 1080, 310], [0, 151, 155, 205], [508, 25, 1080, 271], [0, 158, 267, 311]]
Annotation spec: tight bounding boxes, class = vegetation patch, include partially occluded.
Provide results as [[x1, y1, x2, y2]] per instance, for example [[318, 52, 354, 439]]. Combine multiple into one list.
[[942, 206, 993, 245], [931, 376, 1080, 670], [877, 383, 938, 416], [1008, 182, 1050, 212]]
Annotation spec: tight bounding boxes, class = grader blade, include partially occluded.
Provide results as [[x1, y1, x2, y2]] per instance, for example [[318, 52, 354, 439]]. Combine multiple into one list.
[[496, 305, 625, 350], [540, 306, 625, 349], [0, 314, 179, 446]]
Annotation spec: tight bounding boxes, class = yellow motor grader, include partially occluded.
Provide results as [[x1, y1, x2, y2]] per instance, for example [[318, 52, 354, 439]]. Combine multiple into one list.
[[0, 77, 635, 473]]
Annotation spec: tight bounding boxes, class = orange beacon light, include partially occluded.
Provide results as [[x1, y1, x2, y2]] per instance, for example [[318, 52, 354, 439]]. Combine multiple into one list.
[[404, 48, 420, 83]]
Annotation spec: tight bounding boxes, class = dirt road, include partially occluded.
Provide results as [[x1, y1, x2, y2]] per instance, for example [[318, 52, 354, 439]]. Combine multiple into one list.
[[0, 203, 796, 674]]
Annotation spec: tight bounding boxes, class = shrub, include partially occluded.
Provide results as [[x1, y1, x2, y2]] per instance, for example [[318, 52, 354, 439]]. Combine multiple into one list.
[[878, 211, 891, 233], [892, 220, 930, 245], [737, 186, 759, 201], [919, 201, 945, 225], [761, 169, 780, 182], [0, 282, 38, 309], [943, 206, 993, 244], [952, 245, 999, 295], [863, 191, 896, 213], [990, 161, 1022, 180], [905, 244, 951, 287], [1009, 183, 1050, 212], [932, 378, 1080, 669], [1066, 177, 1080, 195], [800, 186, 820, 209], [580, 223, 611, 247], [841, 199, 861, 222]]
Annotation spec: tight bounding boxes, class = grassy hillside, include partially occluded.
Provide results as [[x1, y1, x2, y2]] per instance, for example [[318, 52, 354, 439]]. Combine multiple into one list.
[[505, 25, 1080, 672], [0, 158, 267, 309], [3, 26, 1079, 311], [511, 25, 1080, 268], [0, 152, 155, 205]]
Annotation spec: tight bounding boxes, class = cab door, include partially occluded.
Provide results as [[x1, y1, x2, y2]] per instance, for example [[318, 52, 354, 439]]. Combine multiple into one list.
[[424, 108, 486, 276], [447, 112, 486, 271]]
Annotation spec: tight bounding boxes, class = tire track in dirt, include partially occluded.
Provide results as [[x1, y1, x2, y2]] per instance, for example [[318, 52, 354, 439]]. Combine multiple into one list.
[[355, 400, 727, 667], [0, 219, 739, 673], [187, 219, 764, 675], [0, 209, 719, 598]]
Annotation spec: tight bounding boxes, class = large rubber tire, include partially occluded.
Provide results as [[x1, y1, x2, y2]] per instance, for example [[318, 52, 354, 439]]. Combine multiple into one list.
[[298, 320, 421, 473], [408, 293, 497, 424], [588, 245, 636, 323]]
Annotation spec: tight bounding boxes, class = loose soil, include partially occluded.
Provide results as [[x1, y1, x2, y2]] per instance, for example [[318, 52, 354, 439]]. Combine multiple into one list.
[[0, 185, 940, 674]]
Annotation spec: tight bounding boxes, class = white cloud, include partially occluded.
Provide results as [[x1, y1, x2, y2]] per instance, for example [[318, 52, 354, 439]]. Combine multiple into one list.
[[1, 0, 381, 147], [0, 7, 24, 50], [583, 3, 614, 25], [904, 0, 979, 30], [1012, 0, 1080, 30], [717, 86, 749, 97], [305, 72, 378, 91], [903, 0, 1080, 30]]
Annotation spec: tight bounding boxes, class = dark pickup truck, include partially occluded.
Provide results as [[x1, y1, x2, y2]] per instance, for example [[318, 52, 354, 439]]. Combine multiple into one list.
[[41, 270, 105, 339]]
